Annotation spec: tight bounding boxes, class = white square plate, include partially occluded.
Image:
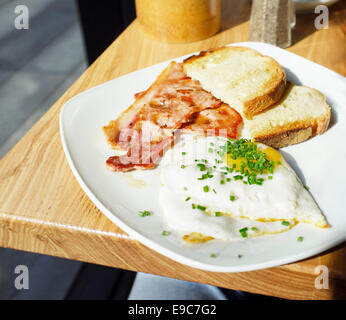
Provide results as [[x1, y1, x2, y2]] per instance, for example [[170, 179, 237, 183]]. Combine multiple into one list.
[[60, 42, 346, 272]]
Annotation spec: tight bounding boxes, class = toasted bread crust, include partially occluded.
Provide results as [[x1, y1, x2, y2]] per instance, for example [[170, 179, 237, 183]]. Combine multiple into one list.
[[254, 127, 313, 148], [315, 105, 331, 134], [253, 112, 330, 148], [183, 46, 226, 64], [244, 74, 286, 119]]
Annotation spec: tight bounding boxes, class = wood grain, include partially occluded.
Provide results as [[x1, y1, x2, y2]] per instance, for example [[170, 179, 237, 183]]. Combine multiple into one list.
[[0, 0, 345, 299]]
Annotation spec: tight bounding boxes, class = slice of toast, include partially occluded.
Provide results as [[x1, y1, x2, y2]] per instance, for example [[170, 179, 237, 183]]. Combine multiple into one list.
[[247, 83, 331, 148], [183, 46, 286, 119]]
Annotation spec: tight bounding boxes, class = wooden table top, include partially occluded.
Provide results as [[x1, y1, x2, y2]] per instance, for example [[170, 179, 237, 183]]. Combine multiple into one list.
[[1, 0, 345, 300]]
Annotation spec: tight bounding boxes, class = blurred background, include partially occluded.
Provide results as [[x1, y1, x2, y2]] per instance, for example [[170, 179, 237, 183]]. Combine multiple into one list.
[[0, 0, 136, 300]]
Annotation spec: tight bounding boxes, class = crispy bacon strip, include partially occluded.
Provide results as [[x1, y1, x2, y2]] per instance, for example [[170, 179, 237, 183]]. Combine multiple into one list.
[[106, 136, 173, 172], [181, 104, 243, 139], [103, 62, 194, 150], [103, 62, 243, 172], [103, 62, 222, 148]]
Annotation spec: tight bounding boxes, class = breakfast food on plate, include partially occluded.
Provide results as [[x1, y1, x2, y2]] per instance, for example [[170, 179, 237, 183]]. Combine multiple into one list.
[[159, 136, 328, 242], [103, 45, 331, 242], [183, 46, 287, 119], [246, 83, 331, 148], [103, 61, 242, 172]]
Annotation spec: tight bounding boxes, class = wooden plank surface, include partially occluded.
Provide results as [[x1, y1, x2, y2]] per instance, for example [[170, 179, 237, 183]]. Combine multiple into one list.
[[0, 0, 345, 300]]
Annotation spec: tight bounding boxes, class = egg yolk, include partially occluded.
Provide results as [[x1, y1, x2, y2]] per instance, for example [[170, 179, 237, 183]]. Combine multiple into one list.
[[183, 232, 214, 243], [225, 144, 282, 174], [262, 147, 282, 166]]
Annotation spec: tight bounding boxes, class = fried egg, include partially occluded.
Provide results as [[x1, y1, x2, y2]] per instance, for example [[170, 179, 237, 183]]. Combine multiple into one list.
[[159, 135, 328, 242]]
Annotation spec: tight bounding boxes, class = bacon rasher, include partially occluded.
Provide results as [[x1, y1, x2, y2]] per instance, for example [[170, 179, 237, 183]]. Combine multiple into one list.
[[103, 62, 242, 172]]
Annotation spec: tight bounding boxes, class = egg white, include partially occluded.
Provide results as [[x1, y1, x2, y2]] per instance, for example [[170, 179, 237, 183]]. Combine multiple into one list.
[[159, 135, 327, 242], [160, 187, 296, 241]]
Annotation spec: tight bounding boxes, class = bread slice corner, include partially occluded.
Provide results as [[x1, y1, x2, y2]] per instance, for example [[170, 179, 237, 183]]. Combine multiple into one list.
[[247, 83, 331, 148], [183, 46, 286, 119]]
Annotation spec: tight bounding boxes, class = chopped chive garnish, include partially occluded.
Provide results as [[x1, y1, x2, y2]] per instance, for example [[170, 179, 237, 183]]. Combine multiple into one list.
[[184, 187, 188, 191], [238, 254, 243, 259], [210, 142, 214, 146], [203, 185, 210, 192], [251, 227, 259, 232], [161, 230, 169, 236], [210, 253, 217, 258], [239, 227, 248, 238], [185, 197, 191, 202], [215, 138, 277, 186], [197, 205, 206, 211], [138, 210, 151, 217], [181, 164, 186, 169], [197, 163, 206, 171], [297, 236, 303, 242], [215, 211, 221, 217], [268, 176, 273, 180], [220, 180, 225, 185], [226, 178, 231, 182], [208, 148, 213, 153], [192, 203, 196, 209], [281, 221, 290, 226], [229, 195, 236, 201], [212, 188, 217, 194]]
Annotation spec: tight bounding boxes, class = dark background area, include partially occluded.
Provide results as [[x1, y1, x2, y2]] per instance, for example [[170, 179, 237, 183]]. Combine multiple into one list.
[[76, 0, 136, 64]]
